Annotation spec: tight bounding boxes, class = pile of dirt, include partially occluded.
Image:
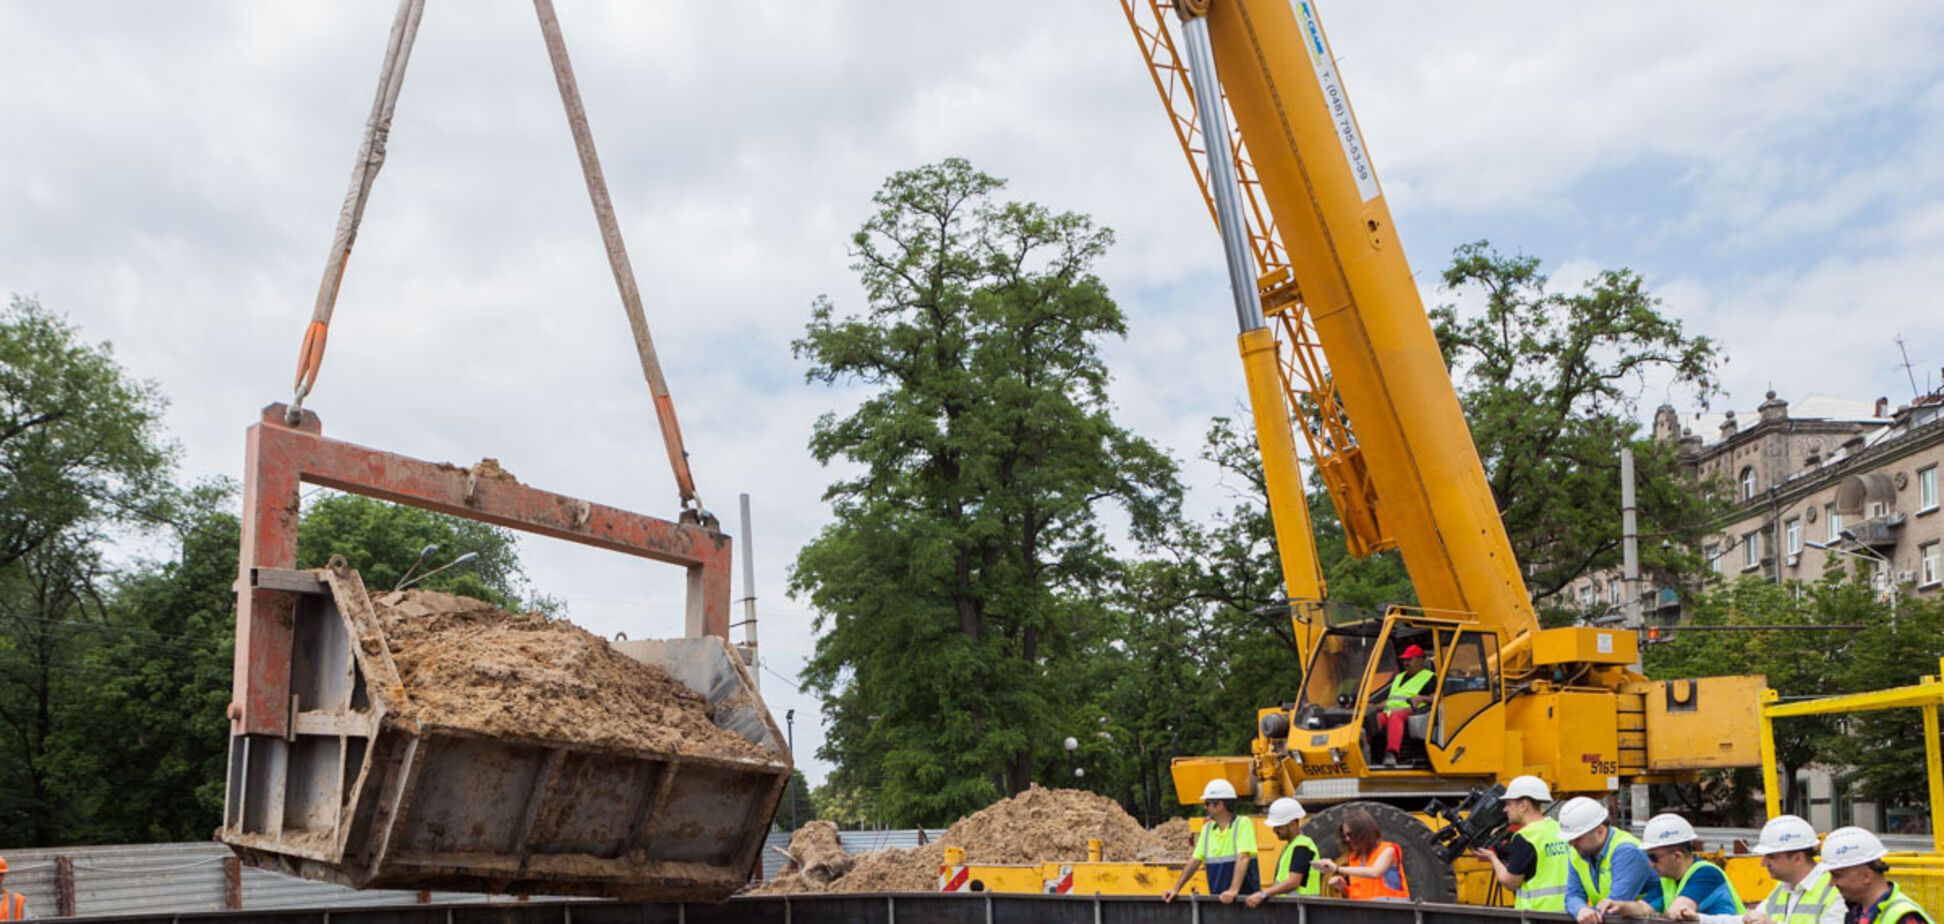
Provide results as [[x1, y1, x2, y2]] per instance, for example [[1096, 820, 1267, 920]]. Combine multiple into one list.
[[1140, 817, 1194, 863], [940, 785, 1164, 864], [371, 590, 769, 763], [753, 787, 1188, 895], [779, 820, 855, 885]]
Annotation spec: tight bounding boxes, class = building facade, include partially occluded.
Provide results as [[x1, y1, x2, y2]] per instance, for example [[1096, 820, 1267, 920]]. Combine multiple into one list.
[[1563, 389, 1944, 620]]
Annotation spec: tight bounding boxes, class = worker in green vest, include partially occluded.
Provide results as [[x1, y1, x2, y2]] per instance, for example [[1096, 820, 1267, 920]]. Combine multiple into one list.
[[1745, 815, 1845, 924], [1473, 775, 1569, 912], [1560, 796, 1654, 924], [1248, 797, 1320, 906], [1372, 643, 1432, 769], [1822, 827, 1934, 924], [1602, 812, 1745, 920]]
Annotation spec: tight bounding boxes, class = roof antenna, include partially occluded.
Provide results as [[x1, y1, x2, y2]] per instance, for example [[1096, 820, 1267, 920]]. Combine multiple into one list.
[[1895, 335, 1920, 400]]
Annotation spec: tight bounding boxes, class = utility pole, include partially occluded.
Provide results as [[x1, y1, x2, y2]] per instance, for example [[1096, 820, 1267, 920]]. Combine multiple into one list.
[[1621, 447, 1650, 824], [738, 493, 759, 688]]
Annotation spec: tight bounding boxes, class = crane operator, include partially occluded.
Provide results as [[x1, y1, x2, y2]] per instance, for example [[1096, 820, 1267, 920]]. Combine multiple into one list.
[[1373, 644, 1433, 768]]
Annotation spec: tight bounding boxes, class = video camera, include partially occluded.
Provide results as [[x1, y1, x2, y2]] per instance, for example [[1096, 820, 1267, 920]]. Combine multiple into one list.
[[1425, 783, 1511, 864]]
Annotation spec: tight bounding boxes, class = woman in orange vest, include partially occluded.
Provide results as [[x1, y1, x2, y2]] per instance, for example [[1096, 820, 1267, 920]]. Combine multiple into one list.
[[1315, 808, 1410, 900], [0, 855, 28, 920]]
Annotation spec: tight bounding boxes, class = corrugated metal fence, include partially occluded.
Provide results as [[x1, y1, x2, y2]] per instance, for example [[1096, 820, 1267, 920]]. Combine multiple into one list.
[[0, 842, 495, 919]]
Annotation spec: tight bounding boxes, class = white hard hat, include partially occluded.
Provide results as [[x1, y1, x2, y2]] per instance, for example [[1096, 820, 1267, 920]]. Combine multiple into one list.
[[1556, 797, 1610, 841], [1820, 827, 1888, 870], [1752, 815, 1820, 856], [1502, 775, 1552, 804], [1266, 798, 1307, 827], [1641, 813, 1700, 851], [1200, 779, 1238, 801]]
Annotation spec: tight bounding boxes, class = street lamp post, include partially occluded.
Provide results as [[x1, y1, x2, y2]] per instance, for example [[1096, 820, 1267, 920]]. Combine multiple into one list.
[[785, 709, 797, 829], [1806, 537, 1898, 628]]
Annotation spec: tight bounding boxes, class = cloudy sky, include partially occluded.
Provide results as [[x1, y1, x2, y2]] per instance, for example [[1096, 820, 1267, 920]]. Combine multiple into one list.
[[5, 2, 1943, 785]]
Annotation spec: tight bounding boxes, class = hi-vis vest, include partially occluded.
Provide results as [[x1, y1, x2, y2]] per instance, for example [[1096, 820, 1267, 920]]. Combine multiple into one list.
[[1275, 834, 1323, 897], [1662, 859, 1745, 915], [1867, 884, 1937, 924], [1763, 869, 1840, 924], [1341, 841, 1410, 900], [0, 890, 25, 922], [1570, 829, 1646, 906], [1385, 670, 1434, 710], [1515, 817, 1571, 912]]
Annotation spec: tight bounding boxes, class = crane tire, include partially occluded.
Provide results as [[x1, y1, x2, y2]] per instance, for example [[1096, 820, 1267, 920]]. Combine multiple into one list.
[[1303, 800, 1457, 903]]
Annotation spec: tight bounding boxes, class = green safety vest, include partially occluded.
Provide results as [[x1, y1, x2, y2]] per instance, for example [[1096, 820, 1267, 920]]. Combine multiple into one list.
[[1194, 816, 1258, 864], [1661, 859, 1745, 915], [1274, 834, 1322, 897], [1514, 817, 1571, 912], [1386, 669, 1434, 710], [1570, 829, 1645, 906], [1762, 869, 1839, 924], [1871, 885, 1936, 924]]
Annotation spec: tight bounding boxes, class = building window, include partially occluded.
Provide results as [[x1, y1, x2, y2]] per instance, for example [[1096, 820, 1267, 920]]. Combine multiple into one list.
[[1608, 578, 1622, 604], [1706, 543, 1723, 575], [1579, 584, 1594, 606], [1744, 531, 1762, 569], [1827, 504, 1844, 542], [1922, 466, 1939, 512], [1785, 518, 1802, 556], [1924, 542, 1941, 588], [1867, 500, 1889, 519], [1740, 466, 1757, 501]]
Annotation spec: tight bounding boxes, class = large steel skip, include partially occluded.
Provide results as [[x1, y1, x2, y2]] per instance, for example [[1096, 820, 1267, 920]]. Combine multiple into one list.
[[220, 407, 790, 900], [220, 564, 790, 899]]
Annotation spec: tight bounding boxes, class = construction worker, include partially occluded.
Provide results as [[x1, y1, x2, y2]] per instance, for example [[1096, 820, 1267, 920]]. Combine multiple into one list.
[[1601, 812, 1744, 920], [1743, 815, 1845, 924], [1315, 807, 1410, 900], [0, 856, 26, 920], [1559, 796, 1653, 924], [1163, 779, 1259, 905], [1247, 797, 1320, 906], [1472, 775, 1569, 912], [1372, 644, 1433, 769], [1821, 826, 1934, 924]]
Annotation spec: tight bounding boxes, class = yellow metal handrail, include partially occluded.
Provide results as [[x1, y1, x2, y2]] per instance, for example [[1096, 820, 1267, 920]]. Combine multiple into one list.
[[1757, 658, 1944, 854]]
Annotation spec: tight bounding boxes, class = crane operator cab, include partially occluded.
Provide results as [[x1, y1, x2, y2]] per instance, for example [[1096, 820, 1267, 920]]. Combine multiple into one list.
[[1270, 610, 1506, 783]]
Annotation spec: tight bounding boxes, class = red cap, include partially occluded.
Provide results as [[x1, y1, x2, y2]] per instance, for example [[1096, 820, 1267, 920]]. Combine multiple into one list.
[[1400, 644, 1425, 659]]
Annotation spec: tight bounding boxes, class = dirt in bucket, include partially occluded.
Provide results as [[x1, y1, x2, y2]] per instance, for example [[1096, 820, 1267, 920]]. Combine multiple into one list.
[[370, 590, 770, 763]]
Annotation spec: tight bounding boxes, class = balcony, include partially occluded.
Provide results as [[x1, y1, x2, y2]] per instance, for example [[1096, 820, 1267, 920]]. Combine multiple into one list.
[[1842, 513, 1905, 549]]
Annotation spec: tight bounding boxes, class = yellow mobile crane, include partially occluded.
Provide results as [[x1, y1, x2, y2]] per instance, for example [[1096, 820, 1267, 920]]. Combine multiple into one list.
[[1124, 0, 1767, 901]]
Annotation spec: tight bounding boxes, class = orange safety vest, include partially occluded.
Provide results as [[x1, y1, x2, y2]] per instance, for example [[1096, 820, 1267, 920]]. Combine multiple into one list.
[[0, 890, 26, 921], [1340, 841, 1410, 900]]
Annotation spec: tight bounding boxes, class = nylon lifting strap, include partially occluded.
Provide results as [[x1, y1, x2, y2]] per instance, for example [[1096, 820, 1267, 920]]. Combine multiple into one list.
[[285, 0, 704, 517]]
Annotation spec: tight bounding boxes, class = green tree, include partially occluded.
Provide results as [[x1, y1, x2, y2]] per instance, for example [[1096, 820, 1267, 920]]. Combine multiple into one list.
[[792, 159, 1179, 826], [63, 487, 239, 843], [296, 492, 542, 609], [0, 296, 175, 569], [0, 296, 178, 846], [1430, 242, 1725, 618]]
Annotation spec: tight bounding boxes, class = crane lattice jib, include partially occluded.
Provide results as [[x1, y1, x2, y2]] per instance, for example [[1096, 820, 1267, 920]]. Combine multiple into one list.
[[1120, 0, 1389, 557]]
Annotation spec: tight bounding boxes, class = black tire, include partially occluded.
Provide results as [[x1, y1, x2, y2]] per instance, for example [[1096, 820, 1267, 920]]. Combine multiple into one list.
[[1305, 800, 1457, 903]]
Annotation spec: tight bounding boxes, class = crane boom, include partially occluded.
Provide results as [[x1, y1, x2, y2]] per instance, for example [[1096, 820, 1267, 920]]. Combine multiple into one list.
[[1143, 0, 1539, 641]]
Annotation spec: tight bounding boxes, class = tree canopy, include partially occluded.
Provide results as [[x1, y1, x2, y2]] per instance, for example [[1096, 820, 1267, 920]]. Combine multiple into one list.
[[1430, 241, 1726, 617], [791, 159, 1179, 825]]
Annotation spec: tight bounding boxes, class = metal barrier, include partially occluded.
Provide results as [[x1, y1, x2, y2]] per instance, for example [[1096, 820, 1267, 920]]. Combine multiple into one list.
[[59, 892, 1567, 924]]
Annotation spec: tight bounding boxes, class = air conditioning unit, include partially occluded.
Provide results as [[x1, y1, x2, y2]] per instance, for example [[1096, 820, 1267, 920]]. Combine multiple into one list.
[[1897, 570, 1917, 586], [1786, 553, 1801, 567]]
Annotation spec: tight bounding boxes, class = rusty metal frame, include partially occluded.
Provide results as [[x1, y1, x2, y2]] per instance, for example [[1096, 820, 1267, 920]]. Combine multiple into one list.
[[232, 403, 731, 738]]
